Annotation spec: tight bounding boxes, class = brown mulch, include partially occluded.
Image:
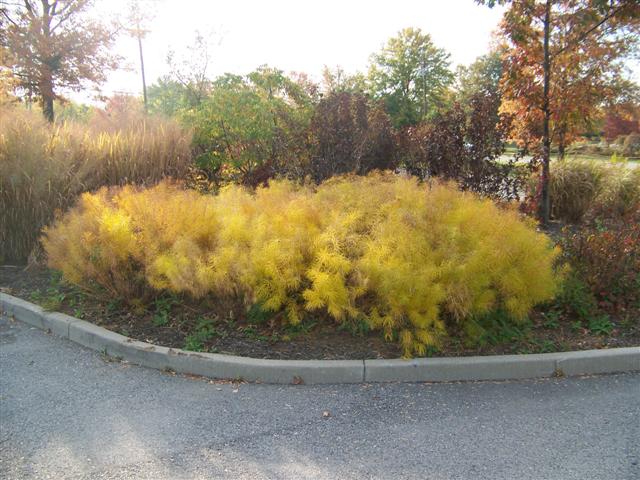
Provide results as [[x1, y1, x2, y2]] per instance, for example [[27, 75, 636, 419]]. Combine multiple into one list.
[[1, 266, 638, 360]]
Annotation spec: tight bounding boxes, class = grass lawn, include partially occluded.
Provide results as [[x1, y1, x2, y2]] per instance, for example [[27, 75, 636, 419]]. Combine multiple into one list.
[[500, 148, 639, 167]]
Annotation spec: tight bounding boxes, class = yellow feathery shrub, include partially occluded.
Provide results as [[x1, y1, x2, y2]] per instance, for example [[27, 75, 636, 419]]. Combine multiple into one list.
[[42, 183, 215, 300], [118, 183, 219, 297], [42, 188, 145, 299], [243, 181, 321, 323], [303, 174, 396, 321], [43, 173, 561, 356]]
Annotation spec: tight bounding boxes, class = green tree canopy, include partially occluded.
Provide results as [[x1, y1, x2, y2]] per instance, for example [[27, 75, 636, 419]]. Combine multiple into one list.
[[147, 76, 191, 117], [184, 66, 315, 186], [455, 50, 504, 105], [367, 27, 454, 127]]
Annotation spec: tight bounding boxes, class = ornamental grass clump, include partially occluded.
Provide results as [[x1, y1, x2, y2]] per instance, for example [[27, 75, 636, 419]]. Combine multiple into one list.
[[548, 159, 640, 223], [43, 173, 561, 356], [0, 105, 192, 263]]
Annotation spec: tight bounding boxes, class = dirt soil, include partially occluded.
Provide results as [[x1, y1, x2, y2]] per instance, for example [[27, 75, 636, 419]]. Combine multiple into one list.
[[1, 266, 638, 360]]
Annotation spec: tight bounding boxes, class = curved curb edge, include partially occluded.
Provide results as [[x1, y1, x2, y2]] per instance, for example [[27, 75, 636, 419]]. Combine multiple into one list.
[[2, 292, 639, 385]]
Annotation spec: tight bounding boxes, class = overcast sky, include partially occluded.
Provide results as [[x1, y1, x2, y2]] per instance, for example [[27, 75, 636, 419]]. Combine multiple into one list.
[[80, 0, 636, 103], [74, 0, 504, 101]]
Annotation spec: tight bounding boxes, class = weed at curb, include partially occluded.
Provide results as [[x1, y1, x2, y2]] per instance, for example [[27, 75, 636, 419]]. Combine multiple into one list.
[[184, 317, 217, 352], [588, 315, 614, 336], [100, 347, 124, 363]]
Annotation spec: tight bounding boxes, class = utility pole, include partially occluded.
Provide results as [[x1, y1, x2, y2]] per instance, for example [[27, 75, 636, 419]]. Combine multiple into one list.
[[136, 21, 148, 112], [127, 1, 151, 113]]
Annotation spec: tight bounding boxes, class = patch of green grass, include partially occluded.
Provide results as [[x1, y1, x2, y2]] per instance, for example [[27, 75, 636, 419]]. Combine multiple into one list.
[[424, 345, 440, 357], [40, 289, 66, 311], [465, 309, 531, 348], [246, 302, 273, 325], [282, 319, 317, 340], [541, 311, 560, 330], [241, 325, 271, 342], [106, 298, 122, 313], [588, 315, 614, 336], [152, 311, 169, 327], [570, 320, 583, 333], [151, 294, 179, 327], [48, 269, 63, 288], [555, 273, 598, 322], [184, 317, 218, 352], [337, 316, 371, 337], [28, 285, 67, 311], [533, 339, 557, 354]]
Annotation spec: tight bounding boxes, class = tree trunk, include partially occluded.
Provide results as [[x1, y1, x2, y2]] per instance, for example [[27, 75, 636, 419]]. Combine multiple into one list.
[[558, 141, 565, 160], [40, 0, 55, 123], [557, 124, 567, 160], [40, 69, 55, 122], [539, 0, 552, 225], [42, 93, 54, 123]]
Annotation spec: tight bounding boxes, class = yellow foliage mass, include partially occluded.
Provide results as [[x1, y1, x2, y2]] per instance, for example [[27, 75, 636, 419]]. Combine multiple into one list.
[[43, 173, 561, 356]]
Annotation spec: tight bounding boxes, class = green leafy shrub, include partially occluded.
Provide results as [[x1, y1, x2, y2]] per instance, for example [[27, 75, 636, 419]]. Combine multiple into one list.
[[554, 272, 598, 322], [183, 67, 314, 188], [43, 173, 560, 356], [0, 105, 192, 263]]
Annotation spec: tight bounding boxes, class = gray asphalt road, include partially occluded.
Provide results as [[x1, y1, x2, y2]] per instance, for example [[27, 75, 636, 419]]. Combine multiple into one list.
[[1, 315, 639, 480]]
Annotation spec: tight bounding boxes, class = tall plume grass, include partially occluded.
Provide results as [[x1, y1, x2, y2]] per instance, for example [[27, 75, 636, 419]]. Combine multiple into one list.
[[0, 105, 192, 262], [548, 159, 640, 223]]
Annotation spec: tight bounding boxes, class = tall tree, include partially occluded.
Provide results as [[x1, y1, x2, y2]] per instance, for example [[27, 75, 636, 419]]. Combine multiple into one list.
[[1, 0, 119, 122], [146, 76, 191, 117], [399, 97, 520, 200], [321, 65, 367, 95], [367, 27, 454, 127], [166, 31, 217, 109], [479, 0, 640, 224], [455, 51, 507, 150], [455, 50, 504, 106], [603, 108, 640, 141]]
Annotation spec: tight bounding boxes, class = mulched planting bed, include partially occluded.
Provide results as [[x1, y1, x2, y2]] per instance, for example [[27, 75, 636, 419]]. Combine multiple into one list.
[[2, 266, 639, 360]]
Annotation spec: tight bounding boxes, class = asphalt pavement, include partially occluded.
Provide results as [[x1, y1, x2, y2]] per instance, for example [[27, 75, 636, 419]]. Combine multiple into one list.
[[1, 314, 638, 480]]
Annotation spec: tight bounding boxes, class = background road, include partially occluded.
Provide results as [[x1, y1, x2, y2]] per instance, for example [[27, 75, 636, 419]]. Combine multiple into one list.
[[1, 315, 638, 480]]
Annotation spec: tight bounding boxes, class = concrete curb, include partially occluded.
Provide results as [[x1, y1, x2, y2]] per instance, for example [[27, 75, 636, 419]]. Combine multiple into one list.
[[2, 292, 639, 384]]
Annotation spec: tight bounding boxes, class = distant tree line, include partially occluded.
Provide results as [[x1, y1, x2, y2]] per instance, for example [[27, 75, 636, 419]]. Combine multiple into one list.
[[2, 2, 639, 215]]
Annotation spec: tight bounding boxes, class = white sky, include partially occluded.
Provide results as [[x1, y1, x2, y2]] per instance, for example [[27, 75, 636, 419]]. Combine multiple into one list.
[[76, 0, 506, 101], [76, 0, 638, 103]]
